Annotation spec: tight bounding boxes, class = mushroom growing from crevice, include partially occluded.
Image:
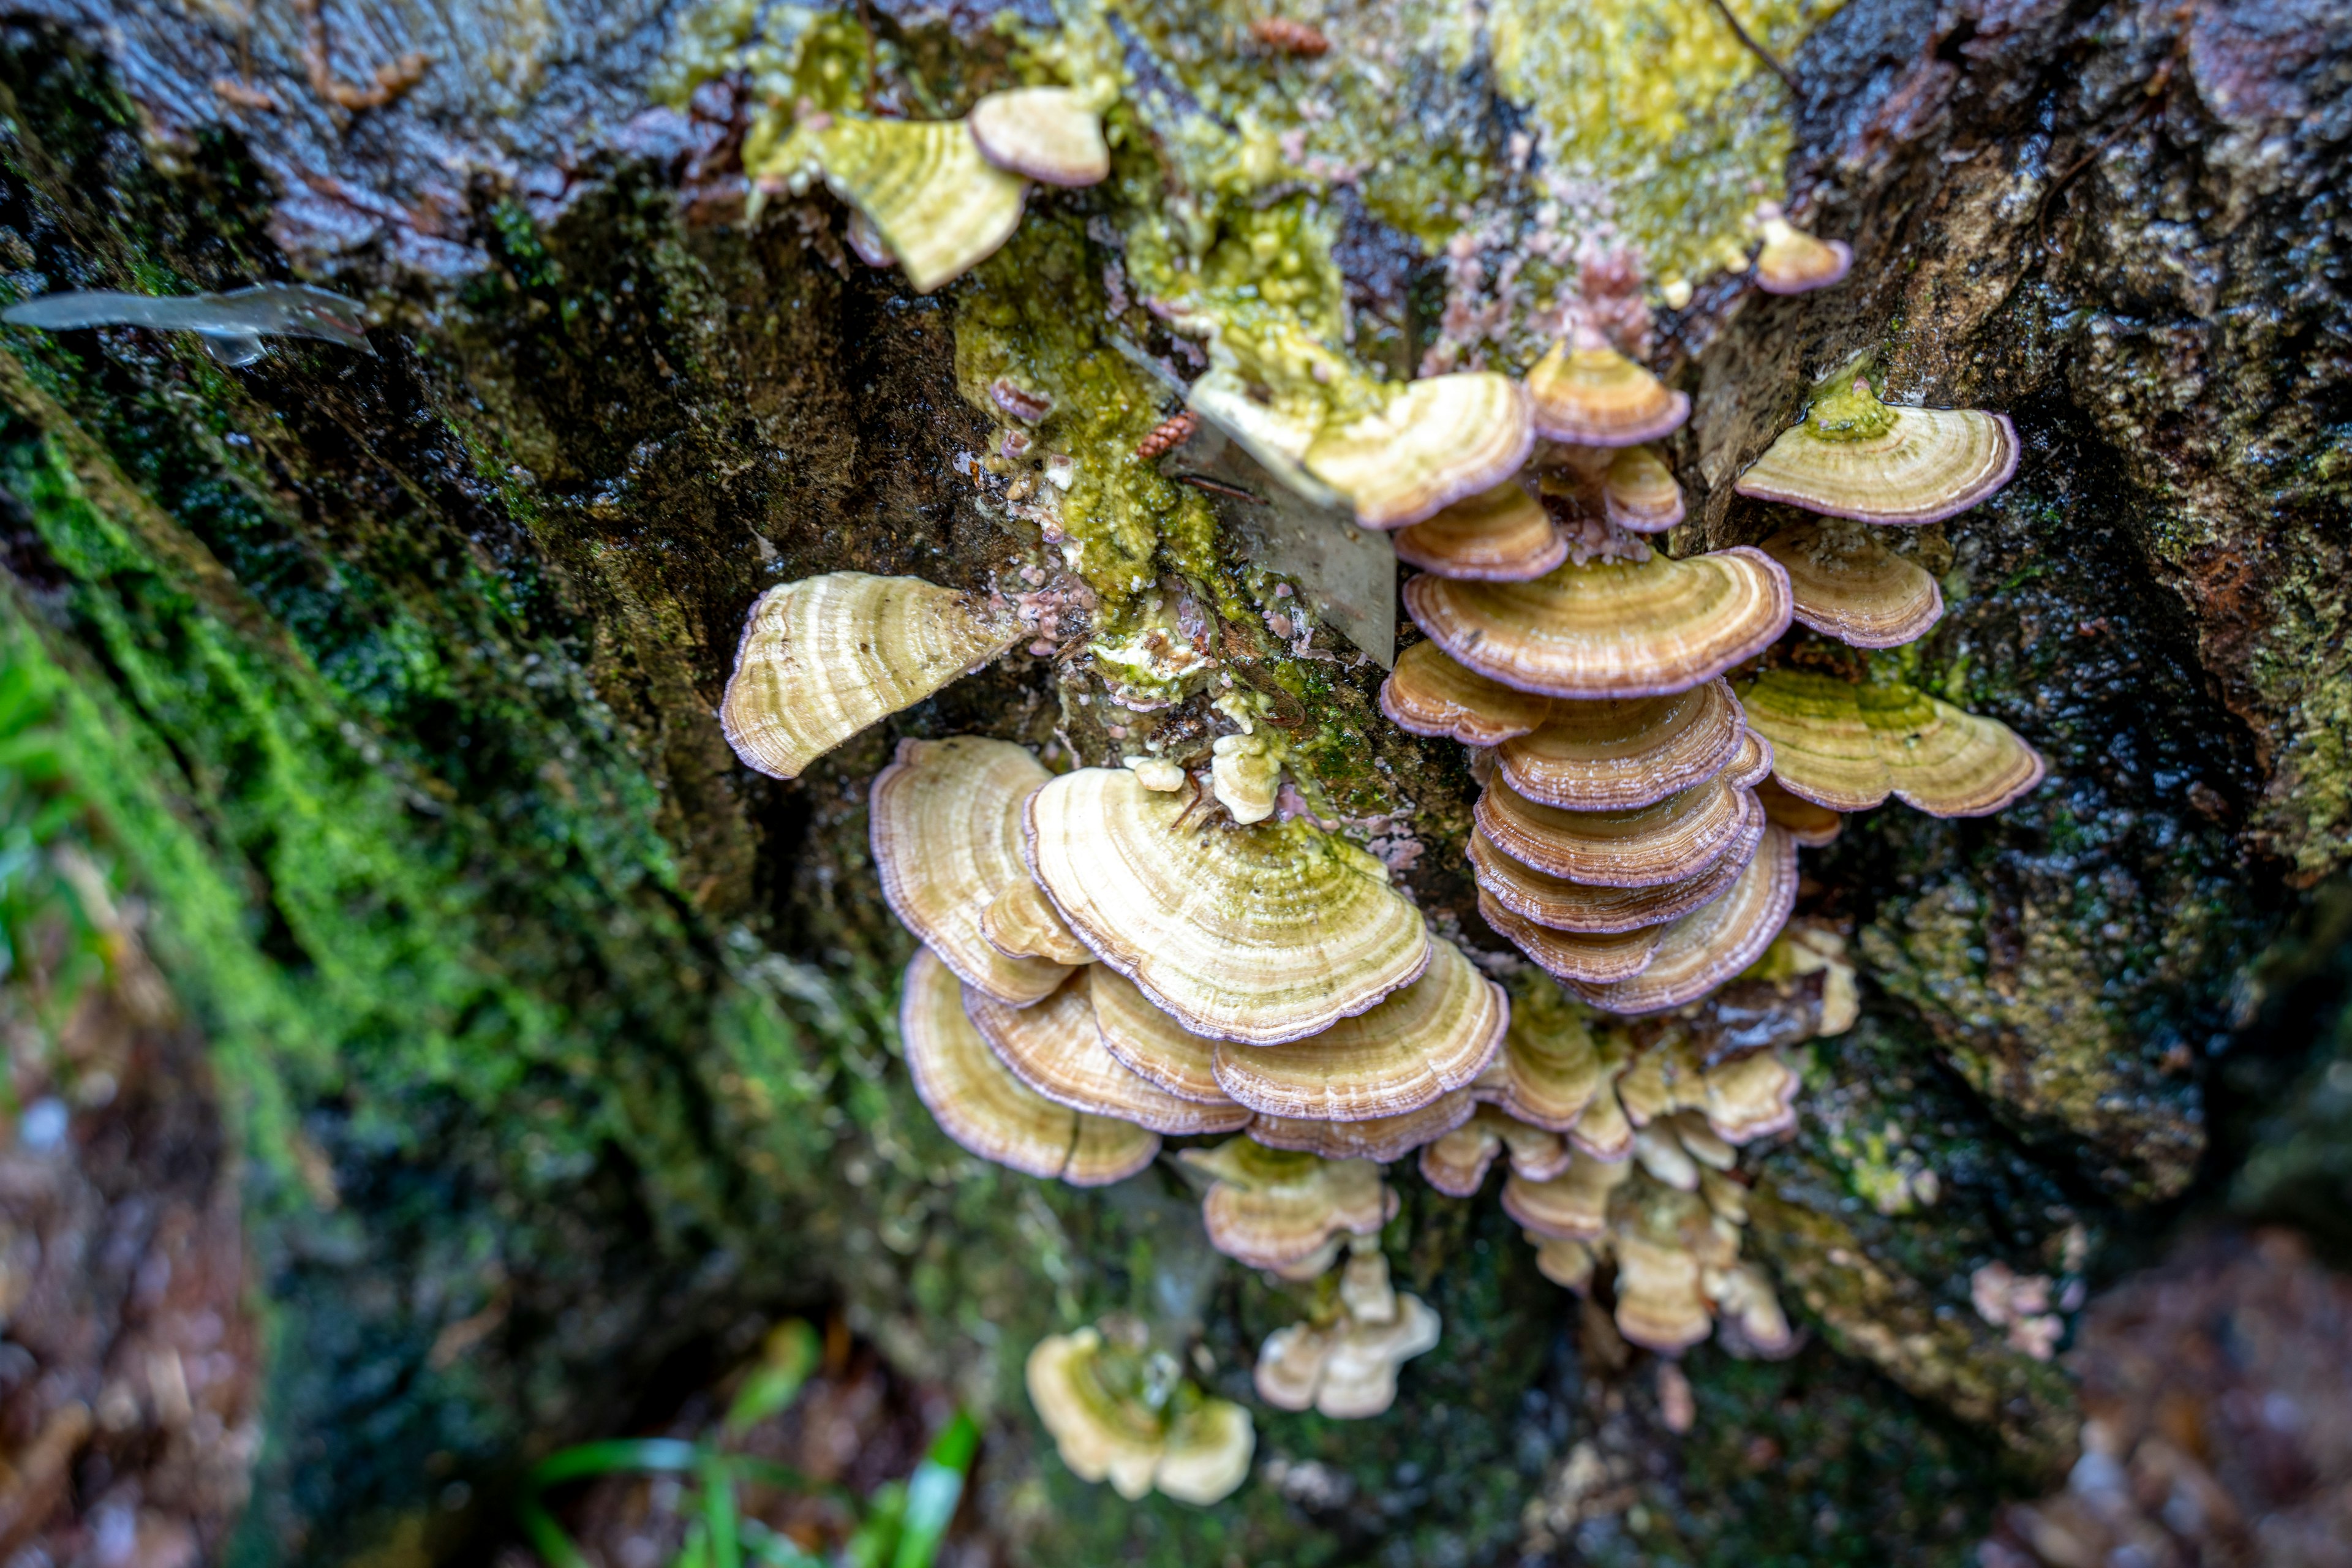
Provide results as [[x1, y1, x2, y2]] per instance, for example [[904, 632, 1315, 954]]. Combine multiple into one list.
[[1757, 518, 1945, 649], [1740, 669, 2047, 817], [1733, 366, 2018, 526], [1751, 202, 1853, 295], [1254, 1246, 1442, 1419], [758, 118, 1030, 293], [1027, 1323, 1256, 1505], [1178, 1137, 1396, 1278], [1600, 445, 1686, 534], [723, 573, 1020, 780]]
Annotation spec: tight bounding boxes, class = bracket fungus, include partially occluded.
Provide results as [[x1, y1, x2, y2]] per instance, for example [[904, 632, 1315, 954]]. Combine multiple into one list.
[[1740, 669, 2047, 816], [1474, 771, 1760, 889], [1491, 680, 1746, 811], [1563, 826, 1800, 1015], [789, 118, 1028, 293], [1393, 481, 1567, 581], [1302, 372, 1536, 530], [1502, 1148, 1634, 1242], [963, 974, 1251, 1136], [1254, 1251, 1442, 1420], [899, 949, 1157, 1186], [872, 737, 1075, 1006], [966, 86, 1110, 187], [1249, 1093, 1477, 1164], [1601, 446, 1687, 534], [1402, 548, 1792, 699], [1378, 641, 1554, 747], [1751, 203, 1854, 295], [1209, 731, 1282, 825], [1525, 341, 1691, 447], [1733, 372, 2019, 526], [981, 878, 1093, 967], [1023, 767, 1431, 1044], [1758, 518, 1946, 649], [1473, 993, 1628, 1140], [1756, 775, 1844, 845], [723, 573, 1019, 782], [1419, 1104, 1575, 1196], [1207, 938, 1506, 1122], [1178, 1137, 1396, 1276], [1468, 826, 1751, 937], [1026, 1326, 1255, 1505]]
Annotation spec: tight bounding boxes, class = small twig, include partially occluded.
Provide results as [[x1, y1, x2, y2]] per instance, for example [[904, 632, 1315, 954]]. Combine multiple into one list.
[[1704, 0, 1797, 93], [1170, 473, 1265, 504]]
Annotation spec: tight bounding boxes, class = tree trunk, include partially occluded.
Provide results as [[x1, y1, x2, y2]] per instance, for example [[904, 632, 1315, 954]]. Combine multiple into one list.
[[0, 0, 2343, 1561]]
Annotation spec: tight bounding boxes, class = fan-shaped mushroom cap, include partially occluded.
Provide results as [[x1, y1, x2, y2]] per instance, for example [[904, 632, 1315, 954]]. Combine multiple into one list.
[[964, 974, 1251, 1136], [1476, 772, 1760, 889], [1469, 827, 1750, 936], [1603, 446, 1686, 533], [1703, 1049, 1801, 1143], [1754, 209, 1853, 295], [981, 878, 1094, 966], [1026, 1328, 1256, 1504], [725, 574, 1020, 782], [1525, 341, 1690, 446], [1478, 989, 1627, 1139], [1087, 967, 1244, 1109], [1025, 767, 1431, 1044], [1532, 1235, 1596, 1293], [872, 737, 1074, 1006], [1379, 641, 1552, 746], [1210, 732, 1281, 824], [1611, 1231, 1714, 1352], [1711, 1262, 1795, 1356], [1633, 1123, 1701, 1189], [1257, 1297, 1441, 1420], [1249, 1092, 1476, 1163], [1179, 1138, 1395, 1272], [1393, 481, 1566, 581], [1419, 1104, 1572, 1195], [1502, 1151, 1634, 1240], [1733, 376, 2019, 526], [1741, 671, 2046, 816], [1493, 679, 1745, 811], [1403, 549, 1792, 700], [1566, 827, 1800, 1015], [1755, 777, 1843, 846], [900, 949, 1157, 1184], [1302, 373, 1536, 531], [1725, 728, 1774, 790], [967, 87, 1109, 187], [1759, 519, 1944, 649], [1480, 891, 1666, 984], [1208, 938, 1504, 1121], [807, 119, 1027, 293]]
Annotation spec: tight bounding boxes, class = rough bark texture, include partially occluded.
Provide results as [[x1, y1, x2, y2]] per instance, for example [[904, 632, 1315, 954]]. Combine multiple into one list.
[[0, 0, 2343, 1562]]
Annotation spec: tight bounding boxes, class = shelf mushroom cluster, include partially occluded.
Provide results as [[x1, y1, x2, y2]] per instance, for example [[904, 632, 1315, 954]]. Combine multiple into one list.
[[1027, 1320, 1256, 1505]]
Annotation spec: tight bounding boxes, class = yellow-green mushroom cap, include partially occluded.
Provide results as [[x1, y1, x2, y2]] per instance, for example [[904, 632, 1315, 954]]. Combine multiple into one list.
[[872, 737, 1073, 1006], [899, 948, 1157, 1185], [1475, 772, 1761, 889], [1403, 548, 1792, 699], [1024, 1329, 1256, 1505], [1493, 679, 1746, 811], [1024, 767, 1432, 1045], [1248, 1092, 1476, 1164], [1180, 1137, 1396, 1272], [1501, 1150, 1634, 1241], [1754, 210, 1853, 295], [1208, 938, 1506, 1121], [963, 973, 1251, 1136], [1378, 640, 1553, 746], [724, 573, 1020, 781], [1469, 826, 1752, 935], [1393, 481, 1566, 581], [1602, 446, 1686, 533], [806, 119, 1028, 293], [1155, 1398, 1257, 1505], [1303, 372, 1536, 530], [1525, 341, 1690, 447], [1741, 670, 2046, 816], [1565, 826, 1799, 1016], [1733, 376, 2019, 525], [1758, 519, 1945, 649], [967, 86, 1109, 187], [1088, 967, 1245, 1108], [1703, 1049, 1801, 1143]]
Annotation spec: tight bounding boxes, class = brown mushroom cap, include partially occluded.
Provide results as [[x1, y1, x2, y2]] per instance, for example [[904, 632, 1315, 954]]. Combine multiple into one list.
[[1303, 372, 1537, 530], [1755, 777, 1845, 846], [967, 87, 1110, 187], [1025, 767, 1432, 1044], [900, 948, 1158, 1185], [1741, 671, 2047, 817], [1733, 377, 2019, 526], [1208, 938, 1506, 1121], [1611, 1231, 1714, 1352], [1249, 1092, 1477, 1164], [1532, 1235, 1597, 1293], [1480, 891, 1665, 984], [1476, 772, 1761, 888], [1180, 1137, 1397, 1272], [1566, 826, 1800, 1015], [1501, 1151, 1634, 1241], [981, 878, 1095, 966], [1754, 213, 1854, 295], [1602, 446, 1686, 533], [1468, 826, 1752, 935], [1758, 518, 1945, 649], [1477, 987, 1627, 1136], [1393, 481, 1566, 581], [723, 573, 1020, 780], [1724, 727, 1775, 791], [963, 973, 1252, 1136], [1379, 640, 1553, 746], [1403, 548, 1792, 699], [1493, 679, 1746, 810], [1525, 342, 1690, 446], [1088, 967, 1247, 1109]]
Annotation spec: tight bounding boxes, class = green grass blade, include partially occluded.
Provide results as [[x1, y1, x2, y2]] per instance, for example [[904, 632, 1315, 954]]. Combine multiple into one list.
[[891, 1411, 980, 1568]]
